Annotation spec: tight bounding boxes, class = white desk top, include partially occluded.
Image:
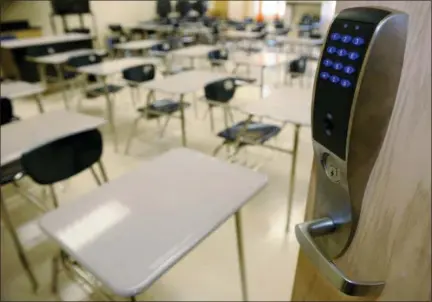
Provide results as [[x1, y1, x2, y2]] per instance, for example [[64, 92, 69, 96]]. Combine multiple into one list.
[[1, 33, 91, 49], [29, 49, 107, 65], [1, 110, 105, 167], [275, 36, 324, 46], [141, 70, 231, 95], [1, 81, 45, 99], [114, 39, 162, 51], [224, 30, 261, 40], [231, 52, 296, 67], [77, 57, 160, 76], [237, 86, 312, 126], [39, 147, 267, 297], [170, 44, 221, 58]]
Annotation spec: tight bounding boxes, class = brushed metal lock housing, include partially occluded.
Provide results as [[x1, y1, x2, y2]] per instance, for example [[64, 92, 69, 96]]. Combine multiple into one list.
[[295, 6, 408, 296]]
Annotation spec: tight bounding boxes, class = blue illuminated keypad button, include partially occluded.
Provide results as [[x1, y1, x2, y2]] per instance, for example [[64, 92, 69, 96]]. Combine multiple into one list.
[[344, 65, 355, 74], [320, 72, 330, 80], [337, 48, 347, 57], [340, 79, 352, 88], [330, 75, 340, 83], [352, 37, 365, 46], [341, 35, 352, 43], [330, 33, 341, 41], [333, 62, 343, 71], [326, 46, 337, 54], [348, 52, 360, 60], [323, 59, 333, 67]]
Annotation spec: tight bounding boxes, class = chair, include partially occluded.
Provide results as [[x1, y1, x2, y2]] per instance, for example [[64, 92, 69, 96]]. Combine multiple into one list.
[[203, 78, 237, 132], [122, 64, 156, 107], [286, 56, 308, 87], [124, 83, 190, 155], [1, 97, 42, 293], [65, 53, 123, 103], [20, 128, 108, 294], [207, 48, 229, 71]]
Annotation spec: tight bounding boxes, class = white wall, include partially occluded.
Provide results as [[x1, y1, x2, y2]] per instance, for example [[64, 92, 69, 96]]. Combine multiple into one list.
[[1, 0, 156, 46], [228, 1, 244, 20]]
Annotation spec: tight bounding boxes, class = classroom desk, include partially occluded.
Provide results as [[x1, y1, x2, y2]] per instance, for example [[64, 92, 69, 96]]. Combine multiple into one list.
[[0, 81, 45, 113], [169, 44, 222, 68], [0, 110, 105, 292], [223, 30, 262, 41], [1, 110, 105, 167], [1, 33, 93, 82], [114, 39, 162, 55], [275, 36, 324, 54], [28, 48, 107, 110], [230, 52, 296, 98], [76, 57, 160, 152], [138, 70, 231, 147], [39, 147, 268, 301], [235, 86, 312, 231]]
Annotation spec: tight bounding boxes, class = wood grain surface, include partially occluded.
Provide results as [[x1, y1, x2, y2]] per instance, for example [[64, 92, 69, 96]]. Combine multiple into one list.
[[291, 1, 431, 301]]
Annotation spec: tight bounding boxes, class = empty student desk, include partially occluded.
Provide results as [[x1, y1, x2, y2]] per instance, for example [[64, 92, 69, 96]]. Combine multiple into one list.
[[0, 110, 105, 292], [170, 44, 222, 68], [223, 30, 262, 41], [236, 86, 312, 231], [114, 39, 162, 56], [28, 48, 107, 109], [275, 36, 324, 55], [1, 110, 105, 167], [1, 33, 93, 82], [75, 57, 160, 151], [39, 147, 267, 301], [0, 81, 45, 113], [138, 70, 231, 146], [231, 52, 296, 98]]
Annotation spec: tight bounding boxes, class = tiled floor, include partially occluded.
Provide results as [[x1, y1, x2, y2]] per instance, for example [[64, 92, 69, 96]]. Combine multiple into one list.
[[1, 55, 316, 301]]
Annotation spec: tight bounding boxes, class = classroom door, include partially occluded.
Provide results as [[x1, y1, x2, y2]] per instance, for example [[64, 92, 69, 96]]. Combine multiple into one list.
[[291, 1, 431, 301]]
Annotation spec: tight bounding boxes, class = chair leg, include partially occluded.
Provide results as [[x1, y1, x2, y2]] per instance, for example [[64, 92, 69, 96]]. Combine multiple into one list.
[[51, 253, 60, 294], [209, 106, 215, 132], [49, 185, 60, 208], [159, 116, 171, 138], [90, 166, 102, 186], [0, 191, 39, 292], [129, 87, 137, 108], [125, 116, 142, 155], [97, 161, 109, 183]]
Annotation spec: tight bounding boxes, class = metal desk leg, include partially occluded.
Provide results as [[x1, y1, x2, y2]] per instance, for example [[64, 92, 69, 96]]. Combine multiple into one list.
[[286, 124, 300, 232], [235, 210, 248, 301], [34, 94, 44, 113], [55, 64, 70, 110], [101, 76, 118, 152], [260, 66, 265, 98], [179, 94, 187, 147], [0, 191, 39, 292]]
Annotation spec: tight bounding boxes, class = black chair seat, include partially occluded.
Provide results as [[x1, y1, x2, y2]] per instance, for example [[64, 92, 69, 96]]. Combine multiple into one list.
[[86, 84, 124, 98], [137, 99, 190, 118], [217, 121, 281, 146]]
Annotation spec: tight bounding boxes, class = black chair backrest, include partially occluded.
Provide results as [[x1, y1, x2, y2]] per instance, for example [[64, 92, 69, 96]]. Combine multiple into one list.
[[289, 56, 308, 74], [208, 49, 229, 61], [122, 64, 156, 83], [235, 24, 246, 31], [0, 97, 14, 126], [66, 53, 103, 69], [204, 78, 236, 104], [21, 129, 103, 185], [152, 41, 171, 52]]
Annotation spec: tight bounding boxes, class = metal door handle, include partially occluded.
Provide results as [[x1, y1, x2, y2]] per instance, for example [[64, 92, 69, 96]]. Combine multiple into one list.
[[295, 218, 385, 297]]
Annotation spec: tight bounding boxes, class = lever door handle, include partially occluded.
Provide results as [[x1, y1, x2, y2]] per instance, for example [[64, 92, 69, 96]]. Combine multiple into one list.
[[295, 218, 385, 297]]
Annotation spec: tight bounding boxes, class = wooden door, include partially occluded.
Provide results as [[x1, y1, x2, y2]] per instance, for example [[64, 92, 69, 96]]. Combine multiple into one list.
[[291, 1, 431, 301]]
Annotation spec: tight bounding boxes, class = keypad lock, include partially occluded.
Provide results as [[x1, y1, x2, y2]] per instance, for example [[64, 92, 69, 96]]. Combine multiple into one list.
[[295, 7, 408, 296]]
